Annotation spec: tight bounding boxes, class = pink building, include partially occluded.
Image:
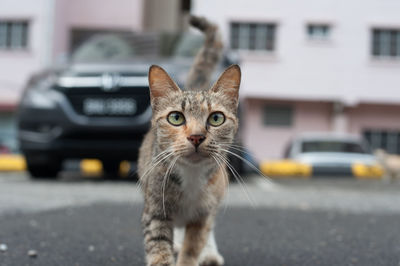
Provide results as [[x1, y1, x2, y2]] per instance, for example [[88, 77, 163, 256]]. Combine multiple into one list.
[[193, 0, 400, 160]]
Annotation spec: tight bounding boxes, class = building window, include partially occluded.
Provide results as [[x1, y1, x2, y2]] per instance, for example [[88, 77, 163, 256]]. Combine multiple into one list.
[[307, 24, 331, 40], [230, 22, 276, 51], [263, 105, 293, 127], [0, 20, 29, 50], [371, 29, 400, 58], [363, 129, 400, 154]]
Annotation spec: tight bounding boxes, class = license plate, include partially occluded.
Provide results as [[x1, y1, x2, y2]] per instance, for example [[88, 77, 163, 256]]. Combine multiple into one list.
[[83, 98, 137, 116]]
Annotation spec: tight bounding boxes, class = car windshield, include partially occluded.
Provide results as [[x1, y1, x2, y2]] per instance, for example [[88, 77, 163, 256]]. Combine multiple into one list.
[[71, 32, 204, 62], [301, 140, 367, 154]]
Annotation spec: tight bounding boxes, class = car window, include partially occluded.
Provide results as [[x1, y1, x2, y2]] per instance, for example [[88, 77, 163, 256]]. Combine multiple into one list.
[[301, 141, 366, 154], [71, 33, 203, 62], [72, 34, 137, 61]]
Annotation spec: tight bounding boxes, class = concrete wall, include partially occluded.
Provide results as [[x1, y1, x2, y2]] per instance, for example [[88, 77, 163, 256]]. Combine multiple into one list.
[[242, 99, 332, 160], [0, 0, 54, 106], [53, 0, 145, 60], [348, 104, 400, 134], [193, 0, 400, 105], [143, 0, 182, 32]]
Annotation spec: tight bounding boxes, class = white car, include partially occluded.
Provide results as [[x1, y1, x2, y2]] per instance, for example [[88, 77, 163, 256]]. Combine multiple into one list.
[[284, 133, 383, 177]]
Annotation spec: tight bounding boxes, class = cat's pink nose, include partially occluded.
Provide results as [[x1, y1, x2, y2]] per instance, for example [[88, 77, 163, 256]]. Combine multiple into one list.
[[187, 134, 206, 148]]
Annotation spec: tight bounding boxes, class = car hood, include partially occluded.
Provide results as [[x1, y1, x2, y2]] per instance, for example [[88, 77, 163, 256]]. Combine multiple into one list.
[[294, 152, 378, 166], [45, 56, 225, 88], [64, 58, 193, 84]]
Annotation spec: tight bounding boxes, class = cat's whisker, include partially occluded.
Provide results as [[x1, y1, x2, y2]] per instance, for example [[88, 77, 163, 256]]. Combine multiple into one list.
[[135, 175, 143, 191], [157, 143, 187, 148], [210, 154, 230, 215], [218, 143, 248, 152], [211, 140, 247, 149], [162, 156, 179, 218], [134, 147, 182, 191], [218, 145, 256, 162], [149, 148, 173, 164], [218, 147, 274, 184], [210, 154, 228, 188], [140, 151, 175, 181], [217, 141, 244, 146], [140, 144, 188, 180], [170, 148, 190, 158], [207, 133, 254, 155], [148, 150, 173, 169], [210, 143, 275, 188], [217, 143, 252, 155], [213, 152, 256, 207]]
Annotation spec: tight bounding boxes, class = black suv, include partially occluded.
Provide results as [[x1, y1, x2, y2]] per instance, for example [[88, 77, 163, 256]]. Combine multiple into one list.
[[18, 33, 238, 178]]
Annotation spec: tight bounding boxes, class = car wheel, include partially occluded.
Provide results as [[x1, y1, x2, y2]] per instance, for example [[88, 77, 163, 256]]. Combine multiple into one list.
[[102, 160, 121, 178], [26, 156, 61, 179]]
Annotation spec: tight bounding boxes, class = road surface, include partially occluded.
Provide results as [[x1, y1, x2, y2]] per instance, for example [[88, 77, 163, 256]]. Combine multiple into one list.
[[0, 172, 399, 266]]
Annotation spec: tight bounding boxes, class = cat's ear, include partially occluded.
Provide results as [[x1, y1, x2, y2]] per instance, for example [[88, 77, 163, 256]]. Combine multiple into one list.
[[148, 65, 180, 100], [210, 65, 241, 101]]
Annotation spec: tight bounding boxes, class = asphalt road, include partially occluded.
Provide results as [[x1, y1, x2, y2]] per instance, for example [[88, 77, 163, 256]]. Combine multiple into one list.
[[1, 173, 400, 266]]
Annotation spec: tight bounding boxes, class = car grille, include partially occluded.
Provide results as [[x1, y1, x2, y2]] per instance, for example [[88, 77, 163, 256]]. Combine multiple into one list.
[[62, 86, 150, 117], [312, 165, 353, 176]]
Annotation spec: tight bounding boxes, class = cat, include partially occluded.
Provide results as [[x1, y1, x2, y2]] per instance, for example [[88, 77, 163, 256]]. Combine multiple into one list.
[[374, 149, 400, 182], [137, 16, 240, 266]]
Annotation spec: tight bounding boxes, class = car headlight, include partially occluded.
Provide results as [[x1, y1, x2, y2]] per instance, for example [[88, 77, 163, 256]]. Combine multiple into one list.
[[22, 89, 57, 109], [21, 76, 59, 109]]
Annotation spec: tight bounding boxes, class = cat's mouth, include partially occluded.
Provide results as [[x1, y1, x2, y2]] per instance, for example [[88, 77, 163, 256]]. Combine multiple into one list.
[[184, 149, 209, 162]]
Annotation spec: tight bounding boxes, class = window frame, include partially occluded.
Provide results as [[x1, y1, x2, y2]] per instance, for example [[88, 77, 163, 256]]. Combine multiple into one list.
[[0, 19, 30, 51], [262, 105, 294, 127], [229, 20, 278, 53], [306, 23, 332, 41], [371, 27, 400, 59]]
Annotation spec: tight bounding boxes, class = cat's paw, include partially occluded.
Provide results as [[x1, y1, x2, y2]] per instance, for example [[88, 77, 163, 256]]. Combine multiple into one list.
[[199, 253, 224, 266]]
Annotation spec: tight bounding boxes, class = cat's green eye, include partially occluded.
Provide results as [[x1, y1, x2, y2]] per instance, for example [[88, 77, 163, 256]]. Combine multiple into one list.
[[208, 112, 225, 127], [167, 112, 186, 126]]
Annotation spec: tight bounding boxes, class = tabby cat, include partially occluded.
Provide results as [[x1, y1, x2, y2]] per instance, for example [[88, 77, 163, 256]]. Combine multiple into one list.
[[138, 16, 240, 266]]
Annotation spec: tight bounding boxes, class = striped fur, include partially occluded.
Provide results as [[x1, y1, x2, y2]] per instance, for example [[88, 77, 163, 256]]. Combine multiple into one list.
[[138, 16, 240, 266], [185, 16, 223, 91]]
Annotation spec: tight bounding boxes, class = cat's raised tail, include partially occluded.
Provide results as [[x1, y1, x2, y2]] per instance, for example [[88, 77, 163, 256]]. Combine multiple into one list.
[[185, 15, 224, 91]]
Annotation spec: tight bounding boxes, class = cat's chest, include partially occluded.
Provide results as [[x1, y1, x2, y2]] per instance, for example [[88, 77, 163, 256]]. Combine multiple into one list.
[[172, 162, 215, 225], [174, 187, 210, 226]]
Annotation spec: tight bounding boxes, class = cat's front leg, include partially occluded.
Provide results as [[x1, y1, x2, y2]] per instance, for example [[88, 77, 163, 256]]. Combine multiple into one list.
[[142, 205, 175, 266], [176, 217, 213, 266]]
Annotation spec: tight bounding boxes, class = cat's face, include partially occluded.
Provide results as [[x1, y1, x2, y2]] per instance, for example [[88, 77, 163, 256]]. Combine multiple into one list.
[[148, 65, 241, 164]]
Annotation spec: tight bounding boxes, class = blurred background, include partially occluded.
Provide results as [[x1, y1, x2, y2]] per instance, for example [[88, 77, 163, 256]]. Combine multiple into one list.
[[1, 1, 400, 265], [1, 0, 400, 179]]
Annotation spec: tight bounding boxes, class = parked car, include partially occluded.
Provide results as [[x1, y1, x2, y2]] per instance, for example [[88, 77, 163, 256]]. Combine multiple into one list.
[[261, 133, 383, 178], [17, 32, 239, 179]]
